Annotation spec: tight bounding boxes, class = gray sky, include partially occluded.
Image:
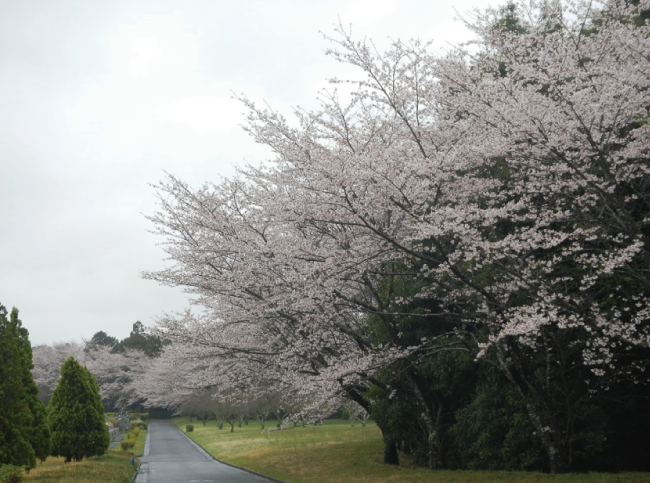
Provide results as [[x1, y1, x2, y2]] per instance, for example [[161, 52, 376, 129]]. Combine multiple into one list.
[[0, 0, 494, 346]]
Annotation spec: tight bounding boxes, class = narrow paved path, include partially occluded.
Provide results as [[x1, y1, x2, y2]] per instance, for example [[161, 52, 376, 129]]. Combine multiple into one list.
[[136, 419, 277, 483], [108, 432, 125, 450]]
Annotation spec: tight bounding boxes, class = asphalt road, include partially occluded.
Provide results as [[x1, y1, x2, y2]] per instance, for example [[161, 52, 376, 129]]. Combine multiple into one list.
[[136, 419, 277, 483]]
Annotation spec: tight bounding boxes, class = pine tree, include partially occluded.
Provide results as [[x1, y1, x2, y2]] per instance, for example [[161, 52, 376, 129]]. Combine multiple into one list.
[[0, 303, 36, 468], [47, 357, 110, 462], [12, 307, 51, 462]]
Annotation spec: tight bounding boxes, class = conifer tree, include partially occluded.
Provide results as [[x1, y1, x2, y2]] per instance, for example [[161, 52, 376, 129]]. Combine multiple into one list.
[[0, 303, 37, 468], [81, 365, 110, 450], [12, 307, 51, 462], [47, 357, 110, 462]]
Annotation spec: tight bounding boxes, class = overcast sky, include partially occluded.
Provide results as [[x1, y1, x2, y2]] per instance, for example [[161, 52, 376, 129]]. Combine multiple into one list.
[[0, 0, 496, 346]]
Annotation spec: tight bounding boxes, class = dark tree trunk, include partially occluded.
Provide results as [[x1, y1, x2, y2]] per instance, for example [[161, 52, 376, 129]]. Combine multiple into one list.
[[499, 339, 571, 474], [404, 370, 440, 469], [384, 440, 399, 465]]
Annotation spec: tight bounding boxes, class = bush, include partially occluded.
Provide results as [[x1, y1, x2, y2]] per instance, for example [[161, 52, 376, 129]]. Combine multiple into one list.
[[137, 421, 148, 430], [0, 465, 23, 483], [119, 438, 136, 451], [186, 424, 194, 433]]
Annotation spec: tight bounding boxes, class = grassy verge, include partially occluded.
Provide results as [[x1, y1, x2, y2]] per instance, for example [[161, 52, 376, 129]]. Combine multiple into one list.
[[173, 417, 650, 483], [24, 453, 135, 483], [132, 429, 146, 456]]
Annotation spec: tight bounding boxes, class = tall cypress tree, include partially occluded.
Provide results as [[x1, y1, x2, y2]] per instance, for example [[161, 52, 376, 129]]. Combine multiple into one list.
[[0, 303, 36, 468], [81, 365, 110, 452], [47, 357, 110, 462], [12, 307, 51, 462]]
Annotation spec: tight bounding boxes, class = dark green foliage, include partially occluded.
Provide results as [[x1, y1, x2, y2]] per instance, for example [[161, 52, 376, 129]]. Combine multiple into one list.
[[0, 465, 23, 483], [186, 424, 194, 432], [147, 408, 173, 419], [11, 308, 51, 462], [449, 366, 545, 471], [128, 412, 149, 422], [111, 322, 169, 357], [85, 331, 118, 351], [47, 357, 110, 462], [89, 323, 169, 359], [0, 303, 50, 469]]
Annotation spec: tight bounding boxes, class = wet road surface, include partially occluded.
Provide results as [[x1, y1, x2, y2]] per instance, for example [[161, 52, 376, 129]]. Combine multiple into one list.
[[136, 419, 277, 483]]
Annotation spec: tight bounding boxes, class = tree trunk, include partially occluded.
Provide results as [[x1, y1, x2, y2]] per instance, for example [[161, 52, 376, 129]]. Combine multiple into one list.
[[384, 440, 399, 465], [404, 370, 439, 469], [498, 340, 569, 474]]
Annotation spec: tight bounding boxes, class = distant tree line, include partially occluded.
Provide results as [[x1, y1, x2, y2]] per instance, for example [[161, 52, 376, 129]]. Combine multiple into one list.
[[32, 322, 168, 411]]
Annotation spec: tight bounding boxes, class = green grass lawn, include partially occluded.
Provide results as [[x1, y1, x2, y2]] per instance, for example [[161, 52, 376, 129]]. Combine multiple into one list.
[[173, 417, 650, 483], [24, 453, 135, 483]]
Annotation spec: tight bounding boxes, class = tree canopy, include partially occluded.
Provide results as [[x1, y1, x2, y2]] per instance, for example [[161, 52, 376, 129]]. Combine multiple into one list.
[[143, 0, 650, 473]]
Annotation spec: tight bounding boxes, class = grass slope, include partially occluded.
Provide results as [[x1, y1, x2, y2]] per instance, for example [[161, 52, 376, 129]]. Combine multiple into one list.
[[24, 453, 135, 483], [173, 417, 650, 483]]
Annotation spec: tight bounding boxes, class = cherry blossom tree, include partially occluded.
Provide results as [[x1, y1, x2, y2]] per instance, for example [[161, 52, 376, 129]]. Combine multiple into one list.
[[145, 0, 650, 472], [33, 338, 152, 411], [83, 347, 149, 410], [32, 342, 85, 406]]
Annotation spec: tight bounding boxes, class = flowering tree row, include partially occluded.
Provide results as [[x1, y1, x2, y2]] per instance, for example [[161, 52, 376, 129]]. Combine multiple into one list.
[[145, 0, 650, 473]]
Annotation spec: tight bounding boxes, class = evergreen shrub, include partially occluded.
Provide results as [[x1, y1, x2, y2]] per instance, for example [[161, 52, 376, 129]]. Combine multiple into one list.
[[47, 358, 110, 462], [186, 424, 194, 432], [0, 465, 23, 483]]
